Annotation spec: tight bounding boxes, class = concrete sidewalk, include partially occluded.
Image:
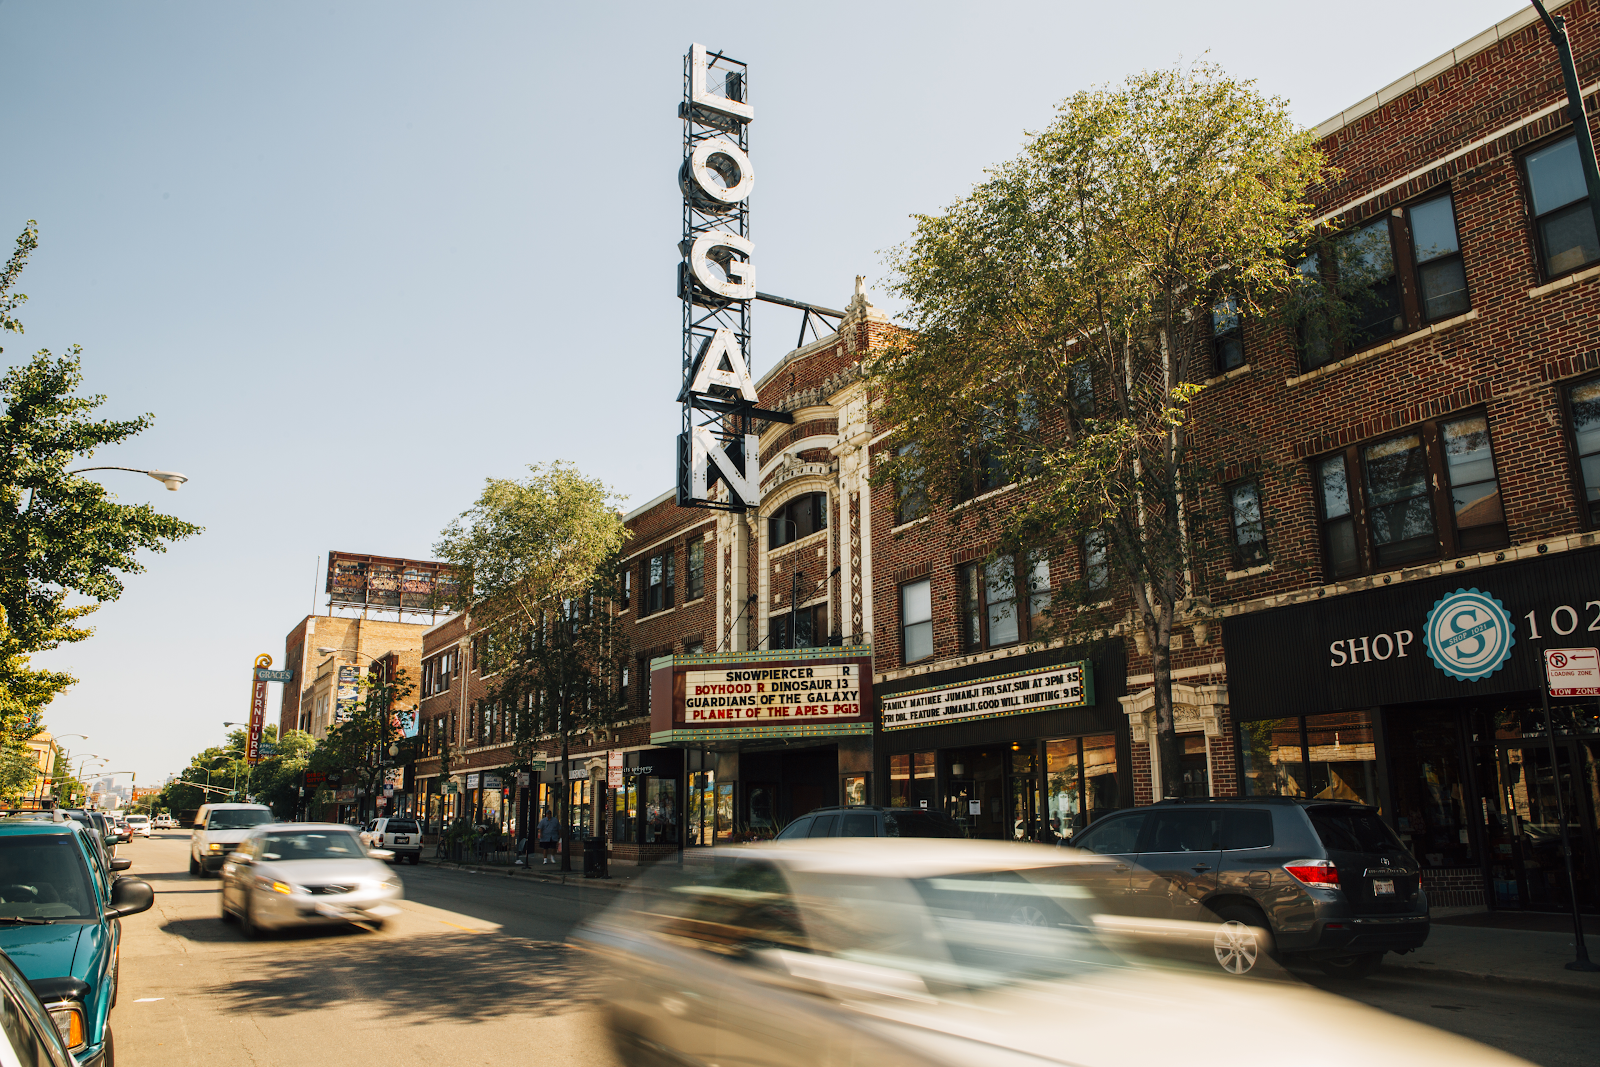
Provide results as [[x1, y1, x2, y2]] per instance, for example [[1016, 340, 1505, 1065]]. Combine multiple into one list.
[[1385, 921, 1600, 994], [419, 854, 635, 890]]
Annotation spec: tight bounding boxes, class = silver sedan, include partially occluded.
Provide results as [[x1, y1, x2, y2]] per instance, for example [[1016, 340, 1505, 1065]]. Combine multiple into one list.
[[219, 823, 403, 936]]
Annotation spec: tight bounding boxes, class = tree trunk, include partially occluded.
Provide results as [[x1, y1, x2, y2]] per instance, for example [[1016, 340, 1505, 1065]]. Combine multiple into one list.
[[559, 691, 572, 872], [1149, 612, 1183, 802]]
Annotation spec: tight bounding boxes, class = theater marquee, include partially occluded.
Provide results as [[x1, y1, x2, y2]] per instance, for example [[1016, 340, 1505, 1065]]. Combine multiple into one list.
[[651, 646, 874, 745], [881, 660, 1094, 731]]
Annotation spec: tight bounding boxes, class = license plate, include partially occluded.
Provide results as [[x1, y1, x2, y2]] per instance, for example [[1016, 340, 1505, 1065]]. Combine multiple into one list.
[[1372, 878, 1395, 896], [394, 837, 409, 844]]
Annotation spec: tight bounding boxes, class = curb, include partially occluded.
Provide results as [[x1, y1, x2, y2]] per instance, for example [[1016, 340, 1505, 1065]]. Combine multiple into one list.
[[1382, 960, 1600, 997], [418, 857, 630, 889]]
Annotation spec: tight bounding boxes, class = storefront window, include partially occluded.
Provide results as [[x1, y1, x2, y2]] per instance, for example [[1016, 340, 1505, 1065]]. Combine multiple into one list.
[[1238, 718, 1307, 796], [568, 780, 591, 840], [1178, 735, 1210, 797], [687, 771, 715, 846], [1388, 708, 1473, 867], [1046, 734, 1120, 841], [1305, 709, 1380, 805], [715, 782, 734, 842], [888, 752, 936, 808], [614, 780, 638, 844], [645, 778, 677, 844]]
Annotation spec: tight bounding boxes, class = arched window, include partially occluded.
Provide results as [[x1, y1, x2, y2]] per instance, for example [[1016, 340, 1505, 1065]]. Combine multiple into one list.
[[769, 492, 827, 548]]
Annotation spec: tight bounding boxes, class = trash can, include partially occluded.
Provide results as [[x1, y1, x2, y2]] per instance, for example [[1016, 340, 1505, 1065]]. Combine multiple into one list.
[[582, 835, 607, 879]]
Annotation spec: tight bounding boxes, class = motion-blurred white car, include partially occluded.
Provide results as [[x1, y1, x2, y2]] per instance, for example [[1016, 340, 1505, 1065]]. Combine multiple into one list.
[[574, 839, 1533, 1067], [219, 824, 402, 936], [124, 814, 151, 837]]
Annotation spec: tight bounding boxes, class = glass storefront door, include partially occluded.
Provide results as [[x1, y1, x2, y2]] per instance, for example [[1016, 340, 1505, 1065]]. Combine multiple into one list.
[[1486, 740, 1599, 912]]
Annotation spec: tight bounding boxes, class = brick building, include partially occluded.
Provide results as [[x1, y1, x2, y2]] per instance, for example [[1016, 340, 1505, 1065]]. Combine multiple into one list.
[[279, 615, 429, 740]]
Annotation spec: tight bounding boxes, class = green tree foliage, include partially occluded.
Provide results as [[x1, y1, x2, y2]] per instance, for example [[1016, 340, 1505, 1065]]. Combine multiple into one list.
[[0, 221, 202, 774], [871, 65, 1324, 800], [49, 748, 85, 809], [155, 725, 318, 818], [436, 462, 630, 859]]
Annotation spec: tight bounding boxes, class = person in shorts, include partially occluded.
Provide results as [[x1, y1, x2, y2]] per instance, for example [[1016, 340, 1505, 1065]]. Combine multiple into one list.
[[536, 808, 560, 864]]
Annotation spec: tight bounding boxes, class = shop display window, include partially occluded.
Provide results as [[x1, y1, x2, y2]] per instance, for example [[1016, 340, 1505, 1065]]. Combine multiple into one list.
[[645, 778, 678, 844], [888, 752, 936, 809], [1304, 710, 1381, 806], [1238, 718, 1307, 797], [687, 772, 715, 846], [1387, 708, 1473, 868], [1046, 733, 1120, 840], [614, 781, 638, 845]]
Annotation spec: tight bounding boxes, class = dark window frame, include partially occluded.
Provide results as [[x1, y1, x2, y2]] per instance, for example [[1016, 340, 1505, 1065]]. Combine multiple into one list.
[[1311, 409, 1508, 580], [1561, 371, 1600, 529], [769, 492, 828, 548], [1212, 297, 1246, 375], [899, 577, 934, 665], [958, 552, 1051, 652], [1519, 131, 1600, 283], [770, 603, 827, 650], [643, 549, 675, 615], [1226, 478, 1269, 568], [895, 441, 928, 525], [686, 538, 705, 601]]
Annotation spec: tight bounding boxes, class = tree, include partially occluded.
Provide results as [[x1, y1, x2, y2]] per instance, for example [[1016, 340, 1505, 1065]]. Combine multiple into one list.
[[435, 461, 630, 870], [871, 64, 1323, 801], [0, 221, 201, 771], [249, 727, 317, 819]]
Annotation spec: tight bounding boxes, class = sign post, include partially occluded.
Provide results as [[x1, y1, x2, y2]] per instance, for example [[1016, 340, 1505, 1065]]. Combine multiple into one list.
[[1539, 648, 1599, 972]]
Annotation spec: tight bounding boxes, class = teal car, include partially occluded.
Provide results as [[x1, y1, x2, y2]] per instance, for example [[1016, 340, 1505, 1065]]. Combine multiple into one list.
[[0, 817, 154, 1066]]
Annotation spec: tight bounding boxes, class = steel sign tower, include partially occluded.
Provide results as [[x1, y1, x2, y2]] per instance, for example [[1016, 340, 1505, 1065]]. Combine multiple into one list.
[[676, 44, 789, 511]]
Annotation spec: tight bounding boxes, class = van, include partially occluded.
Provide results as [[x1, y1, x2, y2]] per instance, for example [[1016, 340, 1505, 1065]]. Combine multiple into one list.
[[189, 804, 273, 876]]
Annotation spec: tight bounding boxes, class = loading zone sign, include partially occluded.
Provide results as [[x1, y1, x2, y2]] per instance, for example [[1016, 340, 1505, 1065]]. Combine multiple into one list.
[[881, 661, 1094, 731], [1544, 647, 1600, 697]]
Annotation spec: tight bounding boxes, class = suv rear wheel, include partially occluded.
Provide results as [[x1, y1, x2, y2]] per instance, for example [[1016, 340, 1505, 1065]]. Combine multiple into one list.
[[1318, 951, 1384, 979], [1212, 905, 1273, 975]]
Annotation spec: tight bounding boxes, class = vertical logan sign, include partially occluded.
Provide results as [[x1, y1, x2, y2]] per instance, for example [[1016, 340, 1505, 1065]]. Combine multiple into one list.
[[676, 44, 780, 510]]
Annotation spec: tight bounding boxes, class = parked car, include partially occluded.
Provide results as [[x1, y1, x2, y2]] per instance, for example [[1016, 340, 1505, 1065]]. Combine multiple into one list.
[[190, 803, 274, 876], [1068, 797, 1428, 978], [574, 838, 1519, 1067], [359, 817, 423, 864], [219, 824, 402, 936], [123, 815, 151, 838], [0, 817, 155, 1067], [153, 814, 175, 830], [0, 946, 82, 1067], [772, 805, 964, 840], [110, 817, 131, 844], [53, 809, 124, 880]]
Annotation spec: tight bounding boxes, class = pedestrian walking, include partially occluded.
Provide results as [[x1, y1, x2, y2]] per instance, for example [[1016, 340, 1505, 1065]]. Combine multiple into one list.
[[536, 808, 560, 864]]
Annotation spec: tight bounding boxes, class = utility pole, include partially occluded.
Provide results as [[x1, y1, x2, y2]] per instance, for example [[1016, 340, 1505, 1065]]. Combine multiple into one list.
[[1532, 2, 1600, 244]]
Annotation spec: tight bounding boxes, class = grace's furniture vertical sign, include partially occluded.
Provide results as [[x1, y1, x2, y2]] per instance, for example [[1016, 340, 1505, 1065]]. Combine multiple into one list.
[[651, 646, 874, 745]]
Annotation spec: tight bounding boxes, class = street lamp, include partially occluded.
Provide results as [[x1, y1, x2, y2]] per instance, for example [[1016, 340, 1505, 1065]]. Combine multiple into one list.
[[67, 466, 188, 492]]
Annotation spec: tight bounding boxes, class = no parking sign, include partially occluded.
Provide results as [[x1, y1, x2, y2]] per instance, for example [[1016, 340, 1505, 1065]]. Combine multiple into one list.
[[1543, 647, 1600, 696]]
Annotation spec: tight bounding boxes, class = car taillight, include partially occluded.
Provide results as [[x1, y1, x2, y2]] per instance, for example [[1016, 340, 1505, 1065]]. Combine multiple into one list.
[[1284, 859, 1340, 888]]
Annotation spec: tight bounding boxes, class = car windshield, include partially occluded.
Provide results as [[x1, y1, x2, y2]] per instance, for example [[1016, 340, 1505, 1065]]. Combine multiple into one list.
[[0, 836, 97, 920], [1309, 806, 1408, 854], [257, 831, 364, 862], [206, 809, 272, 830]]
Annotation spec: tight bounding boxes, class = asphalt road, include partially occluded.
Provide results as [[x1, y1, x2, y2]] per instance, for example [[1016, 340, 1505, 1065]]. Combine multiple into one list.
[[114, 831, 621, 1067], [107, 831, 1594, 1067]]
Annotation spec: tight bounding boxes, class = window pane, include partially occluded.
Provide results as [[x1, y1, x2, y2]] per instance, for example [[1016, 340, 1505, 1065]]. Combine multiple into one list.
[[902, 579, 932, 662], [983, 560, 1019, 646], [1527, 136, 1587, 215], [1409, 195, 1460, 262], [1212, 297, 1240, 336], [1215, 335, 1245, 372], [1572, 379, 1600, 460], [1442, 416, 1501, 529], [1418, 257, 1470, 321], [1238, 718, 1305, 797], [1338, 220, 1402, 342], [1046, 739, 1082, 837], [1304, 709, 1380, 808], [1230, 482, 1265, 546], [1539, 200, 1600, 276], [1026, 553, 1052, 619], [1365, 434, 1435, 561], [1082, 734, 1120, 822], [1084, 532, 1109, 594], [959, 564, 982, 649], [914, 751, 936, 778], [1386, 707, 1475, 866], [1070, 362, 1094, 414], [1318, 455, 1351, 519]]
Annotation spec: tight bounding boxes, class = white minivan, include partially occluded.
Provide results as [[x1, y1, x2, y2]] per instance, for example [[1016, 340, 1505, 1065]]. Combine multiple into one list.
[[124, 813, 152, 837], [191, 803, 274, 876]]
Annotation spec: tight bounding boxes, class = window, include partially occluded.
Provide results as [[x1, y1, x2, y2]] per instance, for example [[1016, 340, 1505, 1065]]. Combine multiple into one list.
[[769, 492, 827, 548], [643, 549, 674, 614], [422, 649, 455, 696], [1363, 433, 1434, 566], [1524, 135, 1599, 278], [1339, 218, 1404, 347], [1045, 733, 1120, 839], [770, 603, 826, 650], [1315, 416, 1506, 578], [889, 751, 937, 809], [959, 553, 1050, 651], [1212, 297, 1244, 373], [1070, 361, 1095, 415], [958, 412, 1007, 501], [1083, 532, 1109, 596], [1238, 710, 1379, 806], [900, 579, 932, 664], [1441, 415, 1504, 551], [686, 539, 705, 601], [619, 568, 631, 611], [1409, 193, 1469, 321], [896, 442, 927, 525], [1227, 480, 1267, 565], [683, 640, 705, 656], [1567, 377, 1600, 525]]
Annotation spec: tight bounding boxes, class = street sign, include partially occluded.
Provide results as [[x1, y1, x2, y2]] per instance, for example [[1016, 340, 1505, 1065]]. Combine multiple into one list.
[[466, 773, 480, 789], [1544, 647, 1600, 696], [516, 771, 530, 787], [255, 668, 294, 683], [258, 744, 277, 756], [530, 760, 546, 771]]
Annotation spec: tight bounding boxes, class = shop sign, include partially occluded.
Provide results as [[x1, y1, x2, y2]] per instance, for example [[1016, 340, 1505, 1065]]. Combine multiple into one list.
[[483, 775, 502, 790], [881, 660, 1094, 731], [1545, 647, 1600, 696], [651, 647, 874, 745], [517, 771, 531, 787], [466, 773, 479, 789], [1227, 545, 1600, 717]]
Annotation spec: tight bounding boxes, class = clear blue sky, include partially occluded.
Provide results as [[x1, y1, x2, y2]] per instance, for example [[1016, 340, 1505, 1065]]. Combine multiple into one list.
[[0, 1, 1527, 783]]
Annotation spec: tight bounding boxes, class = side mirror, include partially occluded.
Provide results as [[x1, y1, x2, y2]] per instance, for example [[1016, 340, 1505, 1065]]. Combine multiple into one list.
[[108, 878, 154, 919], [109, 857, 132, 872]]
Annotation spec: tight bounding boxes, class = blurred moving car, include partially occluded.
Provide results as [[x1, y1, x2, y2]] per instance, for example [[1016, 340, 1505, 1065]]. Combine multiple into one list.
[[190, 803, 273, 877], [110, 817, 132, 844], [123, 815, 151, 839], [0, 816, 155, 1067], [153, 814, 175, 830], [359, 817, 423, 864], [1069, 798, 1427, 978], [574, 839, 1525, 1067], [0, 946, 84, 1067], [773, 806, 964, 840], [219, 824, 402, 936]]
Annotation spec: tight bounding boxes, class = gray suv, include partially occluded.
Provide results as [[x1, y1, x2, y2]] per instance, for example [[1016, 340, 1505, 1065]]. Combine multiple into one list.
[[1068, 797, 1428, 978], [772, 806, 964, 839]]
